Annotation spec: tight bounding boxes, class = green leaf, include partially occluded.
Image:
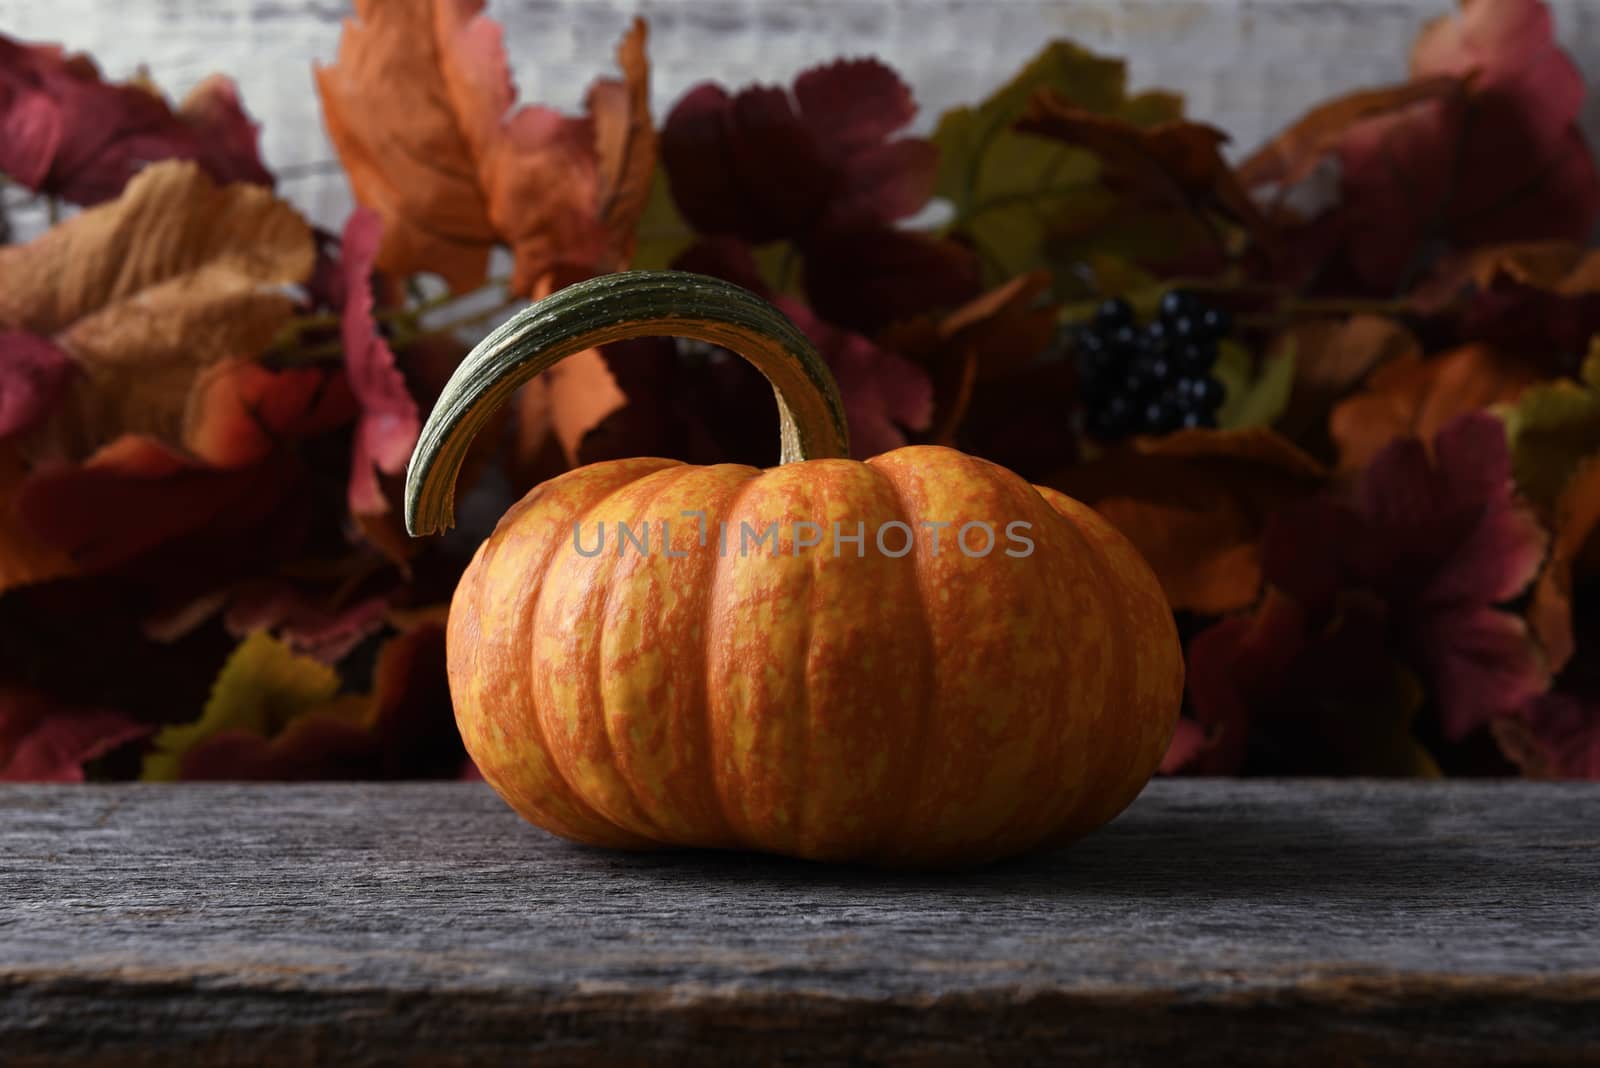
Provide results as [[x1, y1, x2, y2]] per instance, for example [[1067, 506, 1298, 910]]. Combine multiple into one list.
[[141, 632, 349, 781], [1505, 342, 1600, 514], [931, 40, 1182, 287], [629, 168, 696, 273], [1216, 340, 1297, 430]]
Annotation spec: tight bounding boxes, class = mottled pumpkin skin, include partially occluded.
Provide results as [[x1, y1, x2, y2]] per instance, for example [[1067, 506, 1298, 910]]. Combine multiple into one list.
[[448, 445, 1181, 868]]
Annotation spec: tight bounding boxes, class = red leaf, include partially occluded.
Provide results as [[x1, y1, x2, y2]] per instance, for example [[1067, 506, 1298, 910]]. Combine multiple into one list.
[[224, 585, 393, 664], [800, 226, 980, 335], [1253, 0, 1600, 293], [14, 435, 297, 575], [1263, 411, 1549, 741], [0, 332, 74, 439], [182, 357, 355, 469], [661, 58, 935, 244], [0, 688, 147, 781], [779, 298, 932, 459], [0, 35, 270, 205], [1497, 694, 1600, 779], [339, 209, 420, 516]]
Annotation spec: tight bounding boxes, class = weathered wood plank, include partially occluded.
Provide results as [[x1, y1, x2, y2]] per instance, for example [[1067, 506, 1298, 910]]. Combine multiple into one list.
[[1, 0, 1598, 237], [2, 780, 1597, 1064]]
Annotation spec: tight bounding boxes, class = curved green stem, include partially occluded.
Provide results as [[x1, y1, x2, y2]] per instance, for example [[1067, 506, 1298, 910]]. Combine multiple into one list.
[[405, 271, 852, 536]]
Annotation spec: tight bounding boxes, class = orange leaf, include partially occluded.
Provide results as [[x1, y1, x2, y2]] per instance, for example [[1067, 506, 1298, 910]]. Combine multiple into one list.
[[1463, 240, 1600, 294], [1329, 343, 1538, 472], [0, 161, 314, 460], [1528, 459, 1600, 673], [316, 3, 655, 297], [1047, 428, 1329, 614], [1237, 76, 1460, 191]]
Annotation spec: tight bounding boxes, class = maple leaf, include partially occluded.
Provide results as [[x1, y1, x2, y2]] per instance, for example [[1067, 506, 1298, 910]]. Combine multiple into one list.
[[1170, 588, 1439, 776], [142, 629, 347, 781], [1272, 314, 1420, 451], [339, 208, 420, 516], [0, 36, 271, 205], [0, 161, 314, 461], [0, 332, 75, 440], [1267, 411, 1548, 740], [1048, 428, 1328, 614], [1238, 76, 1460, 191], [0, 687, 147, 781], [1527, 459, 1600, 673], [932, 40, 1182, 286], [662, 58, 935, 243], [1249, 0, 1600, 293], [1016, 92, 1273, 254], [145, 622, 458, 781], [224, 584, 393, 665], [658, 59, 975, 333], [1494, 694, 1600, 779], [665, 239, 934, 459], [12, 436, 302, 579], [1330, 343, 1539, 472], [316, 4, 654, 297], [1503, 342, 1600, 515], [880, 272, 1060, 444]]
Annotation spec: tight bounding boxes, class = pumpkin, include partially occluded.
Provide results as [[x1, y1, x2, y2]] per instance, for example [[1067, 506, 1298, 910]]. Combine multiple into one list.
[[406, 272, 1182, 868]]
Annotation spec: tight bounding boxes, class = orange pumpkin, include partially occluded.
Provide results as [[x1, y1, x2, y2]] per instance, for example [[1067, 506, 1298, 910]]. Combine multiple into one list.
[[407, 272, 1181, 868]]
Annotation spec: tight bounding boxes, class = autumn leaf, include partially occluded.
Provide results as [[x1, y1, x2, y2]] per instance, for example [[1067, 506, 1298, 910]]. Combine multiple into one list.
[[0, 446, 72, 594], [224, 584, 393, 664], [0, 35, 271, 205], [1249, 0, 1600, 293], [316, 4, 654, 297], [1330, 343, 1539, 472], [1267, 411, 1548, 741], [0, 688, 147, 781], [339, 208, 420, 516], [180, 357, 354, 470], [1214, 342, 1297, 431], [671, 238, 934, 458], [1048, 427, 1328, 614], [662, 57, 935, 243], [146, 622, 459, 781], [1238, 76, 1460, 191], [142, 630, 348, 781], [1170, 588, 1439, 776], [1273, 315, 1420, 449], [932, 40, 1182, 285], [881, 272, 1060, 443], [1017, 92, 1273, 254], [1527, 459, 1600, 673], [658, 58, 974, 333], [0, 332, 74, 440], [1502, 342, 1600, 514], [1493, 694, 1600, 779], [0, 161, 314, 461], [14, 435, 301, 578]]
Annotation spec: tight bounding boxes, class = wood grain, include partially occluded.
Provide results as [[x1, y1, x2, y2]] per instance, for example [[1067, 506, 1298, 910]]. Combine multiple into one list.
[[2, 780, 1597, 1064]]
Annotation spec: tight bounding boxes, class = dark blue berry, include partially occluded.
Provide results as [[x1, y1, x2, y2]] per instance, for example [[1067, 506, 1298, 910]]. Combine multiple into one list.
[[1159, 290, 1202, 323], [1095, 298, 1134, 330], [1175, 341, 1216, 374], [1199, 305, 1232, 339]]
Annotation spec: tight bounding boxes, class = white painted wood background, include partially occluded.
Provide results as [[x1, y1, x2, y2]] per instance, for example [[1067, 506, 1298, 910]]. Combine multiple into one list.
[[2, 0, 1598, 234]]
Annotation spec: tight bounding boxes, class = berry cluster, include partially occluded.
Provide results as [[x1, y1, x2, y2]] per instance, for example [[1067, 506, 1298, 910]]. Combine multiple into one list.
[[1074, 291, 1231, 441]]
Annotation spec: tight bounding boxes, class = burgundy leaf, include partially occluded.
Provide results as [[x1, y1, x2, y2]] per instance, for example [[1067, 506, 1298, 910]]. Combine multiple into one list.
[[0, 332, 74, 439], [339, 208, 420, 516]]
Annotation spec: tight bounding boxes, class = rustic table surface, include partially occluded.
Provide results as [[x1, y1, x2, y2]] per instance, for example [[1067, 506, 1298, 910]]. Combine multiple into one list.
[[2, 780, 1597, 1066]]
